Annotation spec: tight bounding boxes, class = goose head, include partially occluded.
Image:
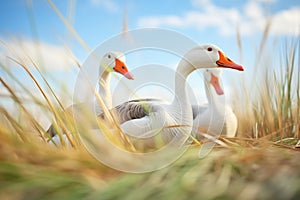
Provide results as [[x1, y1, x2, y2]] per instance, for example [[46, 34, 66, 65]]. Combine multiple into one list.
[[204, 68, 224, 95], [101, 51, 134, 80], [184, 44, 244, 71]]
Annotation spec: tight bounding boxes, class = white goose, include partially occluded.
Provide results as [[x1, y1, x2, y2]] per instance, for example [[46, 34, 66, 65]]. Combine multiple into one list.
[[118, 44, 243, 149], [192, 68, 237, 139], [48, 51, 134, 146]]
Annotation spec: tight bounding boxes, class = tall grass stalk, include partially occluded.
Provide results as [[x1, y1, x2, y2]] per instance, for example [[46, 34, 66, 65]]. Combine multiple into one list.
[[234, 38, 299, 140]]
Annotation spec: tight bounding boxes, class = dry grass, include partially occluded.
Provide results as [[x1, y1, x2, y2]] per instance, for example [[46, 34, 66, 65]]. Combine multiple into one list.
[[233, 23, 299, 141], [0, 1, 299, 199]]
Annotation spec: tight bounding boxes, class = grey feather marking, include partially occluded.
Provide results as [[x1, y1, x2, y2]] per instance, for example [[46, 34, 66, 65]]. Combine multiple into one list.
[[107, 99, 161, 124]]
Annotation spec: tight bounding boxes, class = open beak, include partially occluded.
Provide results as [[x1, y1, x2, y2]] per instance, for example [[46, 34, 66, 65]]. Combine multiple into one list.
[[113, 58, 134, 80], [210, 73, 224, 95], [216, 51, 244, 71]]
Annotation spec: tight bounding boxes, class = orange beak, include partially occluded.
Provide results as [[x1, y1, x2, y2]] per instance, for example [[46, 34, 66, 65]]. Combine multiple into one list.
[[216, 51, 244, 71], [113, 58, 134, 80], [210, 73, 224, 95]]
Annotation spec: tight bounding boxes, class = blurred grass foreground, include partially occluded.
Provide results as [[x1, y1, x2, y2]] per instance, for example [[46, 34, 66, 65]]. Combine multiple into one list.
[[0, 4, 300, 200]]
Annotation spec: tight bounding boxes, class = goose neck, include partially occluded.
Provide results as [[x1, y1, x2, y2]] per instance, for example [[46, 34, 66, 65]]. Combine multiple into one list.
[[205, 81, 224, 109], [172, 58, 195, 106], [98, 68, 112, 109]]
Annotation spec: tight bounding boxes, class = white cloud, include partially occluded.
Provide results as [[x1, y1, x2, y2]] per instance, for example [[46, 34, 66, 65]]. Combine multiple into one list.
[[138, 0, 299, 36], [244, 1, 264, 19], [271, 7, 300, 36], [0, 38, 76, 70]]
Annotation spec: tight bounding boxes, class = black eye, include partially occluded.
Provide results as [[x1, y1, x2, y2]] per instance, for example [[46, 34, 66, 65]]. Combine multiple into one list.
[[227, 58, 232, 62], [122, 66, 125, 69], [207, 47, 213, 52], [108, 54, 111, 59]]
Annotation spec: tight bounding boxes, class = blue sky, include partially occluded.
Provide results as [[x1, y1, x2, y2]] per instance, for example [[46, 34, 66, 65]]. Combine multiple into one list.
[[0, 0, 299, 125], [1, 0, 299, 61]]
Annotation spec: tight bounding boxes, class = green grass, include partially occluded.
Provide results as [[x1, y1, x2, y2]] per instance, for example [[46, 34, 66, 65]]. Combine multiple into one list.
[[0, 131, 299, 199]]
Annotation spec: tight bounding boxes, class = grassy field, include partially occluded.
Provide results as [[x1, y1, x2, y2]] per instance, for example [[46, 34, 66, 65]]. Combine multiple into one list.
[[0, 3, 300, 200]]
